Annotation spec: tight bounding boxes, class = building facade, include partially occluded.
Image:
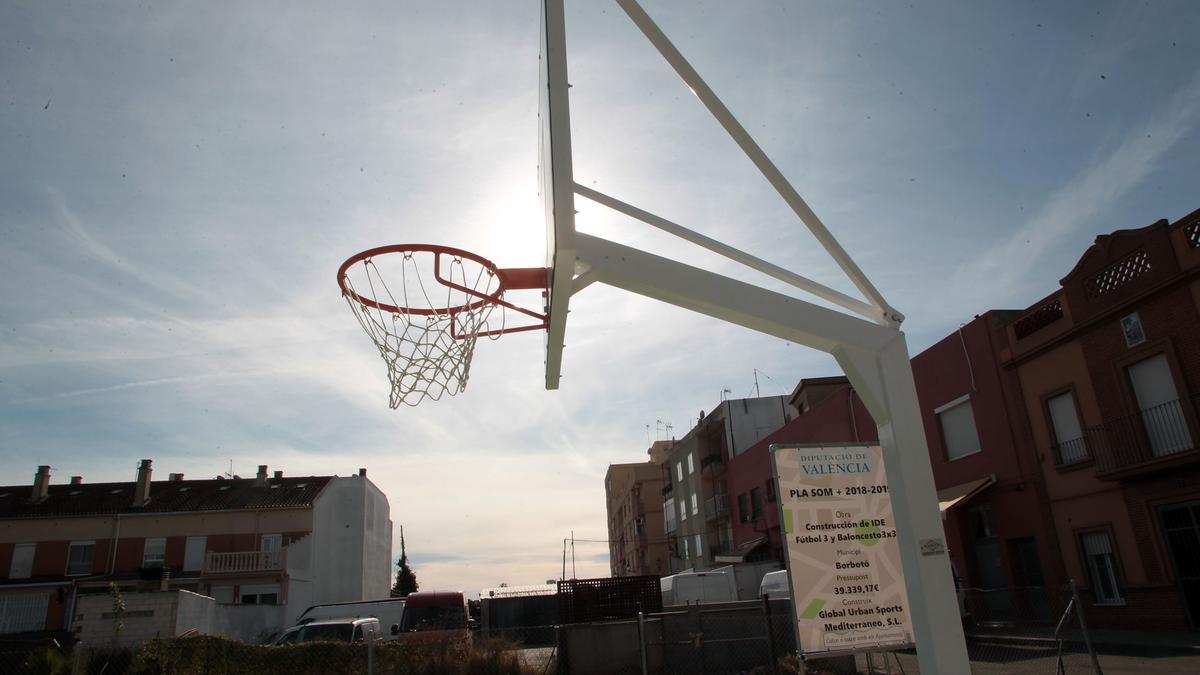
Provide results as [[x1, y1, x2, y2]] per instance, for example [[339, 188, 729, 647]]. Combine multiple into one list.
[[661, 396, 794, 573], [726, 378, 878, 564], [0, 460, 393, 636], [605, 441, 672, 577], [912, 312, 1065, 623], [1003, 210, 1200, 630]]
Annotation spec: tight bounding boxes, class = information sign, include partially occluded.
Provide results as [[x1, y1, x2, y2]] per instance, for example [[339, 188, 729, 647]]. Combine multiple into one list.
[[771, 443, 913, 654]]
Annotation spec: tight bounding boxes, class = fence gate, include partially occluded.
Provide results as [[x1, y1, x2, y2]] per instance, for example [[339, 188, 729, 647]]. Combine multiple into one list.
[[643, 603, 778, 674]]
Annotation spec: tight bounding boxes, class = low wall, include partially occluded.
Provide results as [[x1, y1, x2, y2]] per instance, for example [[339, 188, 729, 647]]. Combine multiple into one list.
[[212, 603, 286, 644], [74, 590, 286, 648], [75, 590, 182, 649]]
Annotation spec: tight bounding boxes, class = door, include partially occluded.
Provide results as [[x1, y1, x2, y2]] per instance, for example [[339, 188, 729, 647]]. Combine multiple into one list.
[[261, 533, 283, 568], [184, 536, 207, 572], [1128, 354, 1192, 457], [971, 505, 1013, 622], [1160, 503, 1200, 628], [1011, 537, 1050, 622]]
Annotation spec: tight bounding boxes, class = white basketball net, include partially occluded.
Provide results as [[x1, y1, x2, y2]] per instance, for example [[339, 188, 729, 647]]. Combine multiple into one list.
[[341, 250, 505, 407]]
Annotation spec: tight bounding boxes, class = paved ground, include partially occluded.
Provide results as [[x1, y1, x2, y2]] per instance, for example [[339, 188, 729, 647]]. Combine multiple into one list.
[[870, 645, 1200, 674]]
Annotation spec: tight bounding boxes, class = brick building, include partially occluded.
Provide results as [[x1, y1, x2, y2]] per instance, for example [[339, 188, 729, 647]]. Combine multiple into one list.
[[911, 312, 1065, 623], [605, 441, 672, 577], [0, 460, 392, 637], [661, 397, 794, 573], [725, 378, 877, 564], [1003, 209, 1200, 629]]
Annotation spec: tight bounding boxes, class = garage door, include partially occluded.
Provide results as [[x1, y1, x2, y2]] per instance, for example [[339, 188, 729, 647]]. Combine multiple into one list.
[[0, 592, 49, 634]]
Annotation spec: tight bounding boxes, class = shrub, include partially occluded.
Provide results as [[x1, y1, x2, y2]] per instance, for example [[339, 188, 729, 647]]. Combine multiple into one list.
[[133, 635, 543, 675]]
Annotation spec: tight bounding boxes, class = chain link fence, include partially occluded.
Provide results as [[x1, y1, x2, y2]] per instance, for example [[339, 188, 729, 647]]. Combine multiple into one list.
[[554, 584, 1200, 674]]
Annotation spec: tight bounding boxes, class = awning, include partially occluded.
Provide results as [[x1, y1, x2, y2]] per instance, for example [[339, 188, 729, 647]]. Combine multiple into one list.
[[936, 474, 995, 518], [714, 536, 768, 564]]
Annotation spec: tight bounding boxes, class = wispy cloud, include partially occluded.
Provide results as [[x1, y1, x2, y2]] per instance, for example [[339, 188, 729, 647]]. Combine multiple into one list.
[[952, 68, 1200, 306]]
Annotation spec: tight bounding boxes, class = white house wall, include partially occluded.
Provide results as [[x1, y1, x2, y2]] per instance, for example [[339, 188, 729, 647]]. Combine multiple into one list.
[[310, 475, 393, 606], [726, 396, 790, 457]]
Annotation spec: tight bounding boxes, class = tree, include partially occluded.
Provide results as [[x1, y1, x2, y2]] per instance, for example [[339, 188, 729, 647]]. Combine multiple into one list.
[[391, 526, 419, 597]]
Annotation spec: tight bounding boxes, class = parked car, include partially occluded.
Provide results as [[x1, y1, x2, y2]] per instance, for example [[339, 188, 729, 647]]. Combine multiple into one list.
[[394, 591, 470, 642], [274, 617, 381, 645], [295, 597, 407, 640], [758, 569, 791, 599], [660, 571, 738, 606]]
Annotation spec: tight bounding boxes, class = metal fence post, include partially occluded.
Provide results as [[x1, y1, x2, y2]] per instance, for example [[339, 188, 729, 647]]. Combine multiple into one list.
[[1070, 579, 1104, 674], [638, 610, 649, 675], [71, 644, 82, 675], [761, 595, 777, 674], [367, 633, 375, 675]]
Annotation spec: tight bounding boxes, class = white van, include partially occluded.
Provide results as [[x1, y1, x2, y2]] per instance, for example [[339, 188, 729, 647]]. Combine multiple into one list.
[[660, 571, 738, 606], [758, 570, 791, 599], [275, 617, 381, 645], [295, 597, 406, 640]]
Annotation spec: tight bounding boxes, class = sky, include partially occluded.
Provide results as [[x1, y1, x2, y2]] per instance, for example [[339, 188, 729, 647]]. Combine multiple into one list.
[[2, 1, 1199, 596]]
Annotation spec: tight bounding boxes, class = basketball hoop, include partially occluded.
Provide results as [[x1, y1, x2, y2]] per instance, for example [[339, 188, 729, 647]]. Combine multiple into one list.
[[337, 244, 548, 407]]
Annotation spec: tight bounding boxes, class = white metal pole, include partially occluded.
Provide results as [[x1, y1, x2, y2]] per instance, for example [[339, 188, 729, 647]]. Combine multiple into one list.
[[574, 183, 882, 322], [576, 233, 971, 673], [833, 338, 971, 673], [613, 0, 901, 325], [575, 234, 893, 355]]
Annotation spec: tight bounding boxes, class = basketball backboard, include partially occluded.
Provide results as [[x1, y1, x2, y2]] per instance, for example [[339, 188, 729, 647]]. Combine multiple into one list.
[[539, 0, 575, 390]]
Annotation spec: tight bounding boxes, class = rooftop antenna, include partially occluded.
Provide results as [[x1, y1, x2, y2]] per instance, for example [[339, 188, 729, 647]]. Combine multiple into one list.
[[720, 387, 732, 401], [656, 419, 673, 440], [753, 369, 761, 397], [645, 423, 651, 445]]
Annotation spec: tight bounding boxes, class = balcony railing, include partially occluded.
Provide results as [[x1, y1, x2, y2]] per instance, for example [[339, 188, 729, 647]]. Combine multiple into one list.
[[203, 549, 286, 575], [661, 482, 674, 496], [704, 494, 731, 521], [1051, 436, 1091, 466], [1082, 395, 1198, 478]]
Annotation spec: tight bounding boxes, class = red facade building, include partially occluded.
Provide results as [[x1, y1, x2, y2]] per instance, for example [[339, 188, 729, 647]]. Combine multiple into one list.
[[1003, 209, 1200, 630], [911, 312, 1065, 623]]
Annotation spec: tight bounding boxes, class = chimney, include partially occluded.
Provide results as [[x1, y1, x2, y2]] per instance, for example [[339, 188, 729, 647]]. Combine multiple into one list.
[[273, 470, 283, 480], [168, 473, 184, 482], [133, 459, 152, 505], [70, 476, 83, 485], [31, 465, 51, 502], [358, 468, 367, 477], [256, 465, 268, 486]]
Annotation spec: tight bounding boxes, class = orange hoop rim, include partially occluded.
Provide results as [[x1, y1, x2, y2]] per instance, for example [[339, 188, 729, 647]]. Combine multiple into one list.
[[337, 244, 506, 317]]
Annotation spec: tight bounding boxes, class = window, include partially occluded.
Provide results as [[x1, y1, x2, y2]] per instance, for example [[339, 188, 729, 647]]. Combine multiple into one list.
[[676, 461, 683, 482], [1127, 354, 1191, 457], [691, 493, 698, 516], [663, 498, 677, 533], [679, 499, 687, 522], [1047, 391, 1087, 464], [694, 534, 703, 559], [143, 538, 166, 568], [184, 537, 207, 572], [9, 544, 34, 579], [687, 453, 694, 474], [936, 395, 982, 460], [66, 542, 95, 576], [750, 487, 764, 521], [1081, 531, 1123, 604], [239, 583, 280, 605], [261, 534, 283, 567], [682, 538, 689, 560], [738, 493, 750, 523]]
